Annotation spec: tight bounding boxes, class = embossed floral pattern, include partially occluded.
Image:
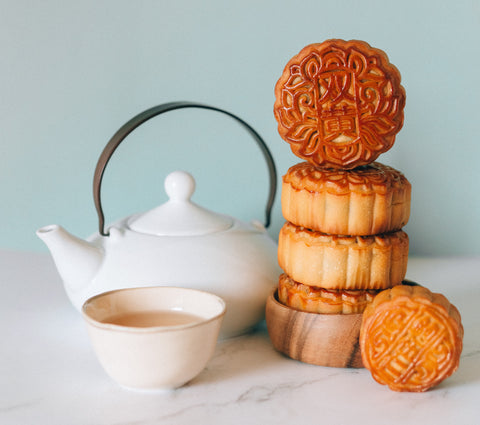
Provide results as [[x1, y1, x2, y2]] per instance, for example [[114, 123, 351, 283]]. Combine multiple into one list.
[[274, 40, 405, 169]]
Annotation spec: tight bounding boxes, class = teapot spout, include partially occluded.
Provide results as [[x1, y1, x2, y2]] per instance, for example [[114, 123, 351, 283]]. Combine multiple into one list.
[[36, 224, 104, 293]]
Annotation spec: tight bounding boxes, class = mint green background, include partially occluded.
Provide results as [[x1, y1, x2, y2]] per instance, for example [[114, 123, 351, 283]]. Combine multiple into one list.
[[2, 0, 479, 255]]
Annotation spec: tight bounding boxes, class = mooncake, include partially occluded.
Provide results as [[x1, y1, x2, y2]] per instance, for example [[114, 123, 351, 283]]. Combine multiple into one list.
[[274, 39, 405, 169], [360, 285, 463, 392], [282, 161, 411, 235], [277, 273, 378, 314], [278, 222, 409, 290]]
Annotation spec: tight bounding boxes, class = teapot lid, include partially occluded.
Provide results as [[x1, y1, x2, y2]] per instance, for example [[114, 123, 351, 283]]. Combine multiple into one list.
[[127, 171, 233, 236]]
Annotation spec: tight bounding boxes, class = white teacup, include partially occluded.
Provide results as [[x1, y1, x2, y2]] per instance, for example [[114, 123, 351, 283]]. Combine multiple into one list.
[[82, 286, 226, 390]]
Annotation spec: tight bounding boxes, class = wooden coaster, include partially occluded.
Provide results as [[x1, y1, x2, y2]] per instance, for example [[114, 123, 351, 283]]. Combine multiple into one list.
[[265, 289, 363, 368]]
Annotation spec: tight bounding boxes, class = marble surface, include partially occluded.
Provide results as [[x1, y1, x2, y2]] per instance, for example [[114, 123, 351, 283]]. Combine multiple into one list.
[[1, 250, 479, 425]]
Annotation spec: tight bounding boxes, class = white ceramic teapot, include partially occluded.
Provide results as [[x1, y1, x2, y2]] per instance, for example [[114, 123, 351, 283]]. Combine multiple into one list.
[[37, 102, 281, 338]]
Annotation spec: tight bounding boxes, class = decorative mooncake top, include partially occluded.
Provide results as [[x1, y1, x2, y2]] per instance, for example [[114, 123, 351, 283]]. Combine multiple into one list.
[[274, 39, 405, 169], [360, 285, 463, 392]]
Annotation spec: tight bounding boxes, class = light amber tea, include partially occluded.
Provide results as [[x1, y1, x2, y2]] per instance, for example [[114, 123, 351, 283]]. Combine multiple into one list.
[[103, 310, 203, 328]]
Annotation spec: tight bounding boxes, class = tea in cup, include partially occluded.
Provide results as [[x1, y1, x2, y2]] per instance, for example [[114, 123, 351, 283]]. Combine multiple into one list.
[[82, 286, 226, 390]]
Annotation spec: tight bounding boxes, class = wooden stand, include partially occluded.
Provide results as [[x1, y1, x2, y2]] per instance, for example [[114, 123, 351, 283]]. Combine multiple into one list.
[[265, 290, 364, 368]]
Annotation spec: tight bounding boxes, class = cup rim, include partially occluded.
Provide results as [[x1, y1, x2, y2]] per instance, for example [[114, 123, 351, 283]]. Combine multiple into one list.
[[81, 286, 226, 334]]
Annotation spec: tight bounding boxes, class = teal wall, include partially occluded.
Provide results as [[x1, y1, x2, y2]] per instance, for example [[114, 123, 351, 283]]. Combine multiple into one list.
[[2, 0, 479, 255]]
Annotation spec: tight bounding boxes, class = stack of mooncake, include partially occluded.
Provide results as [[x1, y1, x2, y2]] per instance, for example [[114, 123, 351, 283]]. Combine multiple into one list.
[[273, 39, 411, 322], [268, 39, 463, 393]]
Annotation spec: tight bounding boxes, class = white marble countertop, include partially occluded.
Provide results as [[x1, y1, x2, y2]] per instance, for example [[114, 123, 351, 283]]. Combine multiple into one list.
[[1, 250, 479, 425]]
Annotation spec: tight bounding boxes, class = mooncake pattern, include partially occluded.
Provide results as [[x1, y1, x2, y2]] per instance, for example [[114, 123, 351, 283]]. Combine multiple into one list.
[[274, 39, 405, 169], [360, 285, 463, 392]]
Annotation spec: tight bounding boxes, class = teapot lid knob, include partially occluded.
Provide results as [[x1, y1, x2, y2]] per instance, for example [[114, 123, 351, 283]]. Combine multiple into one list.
[[165, 171, 195, 201]]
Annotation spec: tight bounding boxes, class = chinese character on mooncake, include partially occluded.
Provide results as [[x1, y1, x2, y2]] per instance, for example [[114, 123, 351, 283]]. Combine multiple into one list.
[[274, 39, 406, 169], [360, 284, 463, 392]]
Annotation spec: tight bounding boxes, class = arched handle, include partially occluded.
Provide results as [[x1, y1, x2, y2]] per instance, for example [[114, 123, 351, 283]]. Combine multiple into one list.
[[93, 101, 277, 236]]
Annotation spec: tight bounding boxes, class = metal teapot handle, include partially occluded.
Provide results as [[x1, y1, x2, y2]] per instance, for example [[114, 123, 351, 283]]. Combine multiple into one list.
[[93, 101, 277, 236]]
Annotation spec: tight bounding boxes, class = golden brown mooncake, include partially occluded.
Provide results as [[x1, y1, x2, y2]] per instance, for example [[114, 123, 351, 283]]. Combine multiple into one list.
[[360, 285, 463, 392], [278, 273, 379, 314], [278, 222, 409, 290], [282, 161, 411, 236], [274, 39, 405, 169]]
